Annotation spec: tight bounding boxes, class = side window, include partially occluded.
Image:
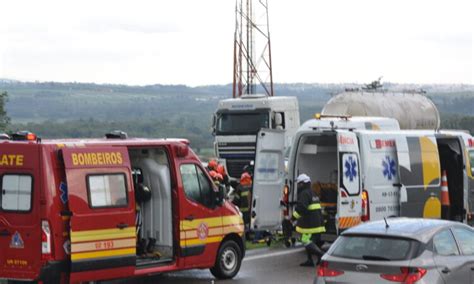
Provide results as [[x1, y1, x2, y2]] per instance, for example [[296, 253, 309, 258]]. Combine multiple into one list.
[[180, 164, 214, 208], [87, 174, 128, 208], [1, 174, 33, 212], [452, 227, 474, 255], [433, 229, 459, 256], [180, 164, 201, 203], [197, 167, 213, 207]]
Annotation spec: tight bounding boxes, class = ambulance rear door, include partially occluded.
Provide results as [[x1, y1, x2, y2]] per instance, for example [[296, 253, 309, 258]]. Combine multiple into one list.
[[61, 147, 136, 283], [336, 130, 362, 232], [251, 129, 285, 231]]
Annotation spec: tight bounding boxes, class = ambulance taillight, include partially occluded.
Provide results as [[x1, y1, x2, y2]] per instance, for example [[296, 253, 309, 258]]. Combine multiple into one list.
[[41, 220, 52, 260], [361, 190, 370, 222]]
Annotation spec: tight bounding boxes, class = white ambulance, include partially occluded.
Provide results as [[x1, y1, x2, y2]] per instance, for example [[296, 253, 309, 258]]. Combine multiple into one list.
[[249, 115, 400, 232], [251, 115, 474, 242]]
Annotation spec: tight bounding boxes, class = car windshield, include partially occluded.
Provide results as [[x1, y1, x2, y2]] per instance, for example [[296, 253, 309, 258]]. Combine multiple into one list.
[[331, 235, 417, 261], [216, 112, 269, 135]]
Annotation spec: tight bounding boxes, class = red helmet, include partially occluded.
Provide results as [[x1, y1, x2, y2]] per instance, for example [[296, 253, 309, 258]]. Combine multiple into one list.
[[209, 170, 218, 179], [216, 164, 226, 176], [208, 159, 218, 170], [215, 173, 224, 181], [240, 172, 252, 186]]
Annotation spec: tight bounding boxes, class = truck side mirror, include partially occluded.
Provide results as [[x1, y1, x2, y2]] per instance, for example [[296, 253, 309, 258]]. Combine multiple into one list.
[[274, 113, 283, 129], [211, 115, 217, 136]]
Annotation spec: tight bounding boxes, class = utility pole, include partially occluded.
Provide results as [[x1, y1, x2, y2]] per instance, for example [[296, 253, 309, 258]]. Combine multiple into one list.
[[232, 0, 274, 98]]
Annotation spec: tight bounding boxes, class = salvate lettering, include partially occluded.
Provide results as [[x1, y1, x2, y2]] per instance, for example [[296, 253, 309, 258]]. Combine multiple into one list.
[[0, 154, 24, 166]]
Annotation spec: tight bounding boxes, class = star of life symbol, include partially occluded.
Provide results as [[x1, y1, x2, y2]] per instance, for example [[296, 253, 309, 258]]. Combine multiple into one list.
[[344, 156, 358, 182], [197, 222, 209, 240], [382, 156, 397, 181], [10, 231, 24, 249]]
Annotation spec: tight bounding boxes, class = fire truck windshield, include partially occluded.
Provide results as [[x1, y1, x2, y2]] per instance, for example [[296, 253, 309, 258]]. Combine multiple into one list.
[[216, 112, 269, 135]]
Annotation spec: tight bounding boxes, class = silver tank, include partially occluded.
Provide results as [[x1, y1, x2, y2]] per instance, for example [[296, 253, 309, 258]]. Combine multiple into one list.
[[321, 91, 440, 130]]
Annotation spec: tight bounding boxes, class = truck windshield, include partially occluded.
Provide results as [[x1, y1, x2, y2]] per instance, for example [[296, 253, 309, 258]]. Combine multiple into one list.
[[216, 112, 269, 135]]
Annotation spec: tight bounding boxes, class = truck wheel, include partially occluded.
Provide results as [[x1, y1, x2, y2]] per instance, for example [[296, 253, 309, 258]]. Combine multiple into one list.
[[210, 240, 242, 279]]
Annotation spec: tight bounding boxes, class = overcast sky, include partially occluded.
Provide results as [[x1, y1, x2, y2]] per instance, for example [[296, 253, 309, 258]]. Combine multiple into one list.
[[0, 0, 473, 86]]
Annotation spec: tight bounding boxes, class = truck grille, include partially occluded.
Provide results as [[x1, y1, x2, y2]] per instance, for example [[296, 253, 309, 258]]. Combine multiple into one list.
[[226, 159, 253, 179]]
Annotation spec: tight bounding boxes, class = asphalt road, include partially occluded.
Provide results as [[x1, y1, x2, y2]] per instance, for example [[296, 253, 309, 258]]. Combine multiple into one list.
[[111, 246, 317, 284]]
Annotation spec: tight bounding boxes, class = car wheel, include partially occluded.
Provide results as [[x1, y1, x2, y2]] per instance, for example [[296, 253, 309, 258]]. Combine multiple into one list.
[[210, 240, 242, 279]]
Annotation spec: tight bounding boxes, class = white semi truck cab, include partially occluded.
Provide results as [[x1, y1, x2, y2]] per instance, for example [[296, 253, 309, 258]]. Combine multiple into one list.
[[212, 95, 300, 179]]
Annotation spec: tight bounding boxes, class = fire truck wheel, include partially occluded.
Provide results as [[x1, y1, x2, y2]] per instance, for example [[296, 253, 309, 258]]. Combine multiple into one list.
[[210, 240, 242, 279]]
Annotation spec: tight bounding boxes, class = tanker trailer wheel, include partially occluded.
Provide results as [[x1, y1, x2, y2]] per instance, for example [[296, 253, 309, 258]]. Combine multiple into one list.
[[210, 240, 242, 279]]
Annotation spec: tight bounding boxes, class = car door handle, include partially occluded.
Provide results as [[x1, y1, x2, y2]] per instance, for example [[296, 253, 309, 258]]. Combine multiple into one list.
[[392, 183, 403, 187], [116, 223, 129, 230], [442, 267, 451, 274], [185, 215, 195, 221], [341, 201, 349, 205], [0, 229, 10, 237]]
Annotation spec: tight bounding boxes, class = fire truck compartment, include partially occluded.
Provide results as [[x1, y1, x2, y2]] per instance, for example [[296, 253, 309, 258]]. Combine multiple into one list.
[[129, 148, 173, 265]]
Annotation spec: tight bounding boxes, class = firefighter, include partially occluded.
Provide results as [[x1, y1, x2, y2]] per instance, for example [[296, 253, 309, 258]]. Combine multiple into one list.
[[233, 172, 252, 230], [207, 159, 218, 172], [292, 174, 326, 267], [216, 164, 230, 191], [209, 170, 223, 186]]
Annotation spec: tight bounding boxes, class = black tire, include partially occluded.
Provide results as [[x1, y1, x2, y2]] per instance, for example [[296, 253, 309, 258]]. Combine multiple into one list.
[[210, 240, 242, 279]]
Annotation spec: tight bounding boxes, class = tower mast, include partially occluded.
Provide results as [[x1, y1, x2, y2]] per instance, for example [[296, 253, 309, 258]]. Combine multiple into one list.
[[232, 0, 274, 98]]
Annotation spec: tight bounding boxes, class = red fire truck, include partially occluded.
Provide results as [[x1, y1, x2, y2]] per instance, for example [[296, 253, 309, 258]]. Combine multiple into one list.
[[0, 131, 245, 283]]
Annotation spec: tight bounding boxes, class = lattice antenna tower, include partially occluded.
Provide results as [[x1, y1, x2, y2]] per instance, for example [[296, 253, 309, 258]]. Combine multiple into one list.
[[232, 0, 274, 98]]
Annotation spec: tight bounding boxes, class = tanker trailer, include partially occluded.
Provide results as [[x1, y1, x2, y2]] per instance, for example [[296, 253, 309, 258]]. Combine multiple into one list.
[[321, 90, 440, 130]]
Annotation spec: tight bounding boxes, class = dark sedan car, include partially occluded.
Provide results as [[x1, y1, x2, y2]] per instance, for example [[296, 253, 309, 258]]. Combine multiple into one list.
[[315, 218, 474, 283]]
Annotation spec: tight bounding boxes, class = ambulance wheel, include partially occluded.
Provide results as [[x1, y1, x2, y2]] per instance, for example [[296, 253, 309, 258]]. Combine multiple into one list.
[[210, 240, 242, 279]]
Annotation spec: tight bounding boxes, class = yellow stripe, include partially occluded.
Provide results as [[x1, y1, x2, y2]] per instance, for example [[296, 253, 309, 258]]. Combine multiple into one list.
[[180, 236, 223, 247], [180, 217, 223, 229], [71, 227, 135, 243], [223, 224, 244, 234], [293, 211, 301, 219], [420, 136, 441, 189], [339, 217, 361, 229], [223, 215, 243, 226], [295, 226, 326, 234], [71, 238, 135, 253], [180, 216, 243, 230], [71, 247, 136, 261], [308, 203, 321, 210]]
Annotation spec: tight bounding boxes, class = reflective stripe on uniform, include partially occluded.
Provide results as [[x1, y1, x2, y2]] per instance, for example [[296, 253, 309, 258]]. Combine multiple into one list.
[[240, 207, 249, 212], [241, 191, 249, 197], [293, 210, 301, 219], [308, 203, 321, 210], [301, 233, 312, 245], [296, 226, 326, 234]]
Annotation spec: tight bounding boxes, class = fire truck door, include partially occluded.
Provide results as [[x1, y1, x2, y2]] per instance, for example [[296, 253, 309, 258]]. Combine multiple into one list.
[[61, 147, 136, 283], [251, 129, 285, 231]]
